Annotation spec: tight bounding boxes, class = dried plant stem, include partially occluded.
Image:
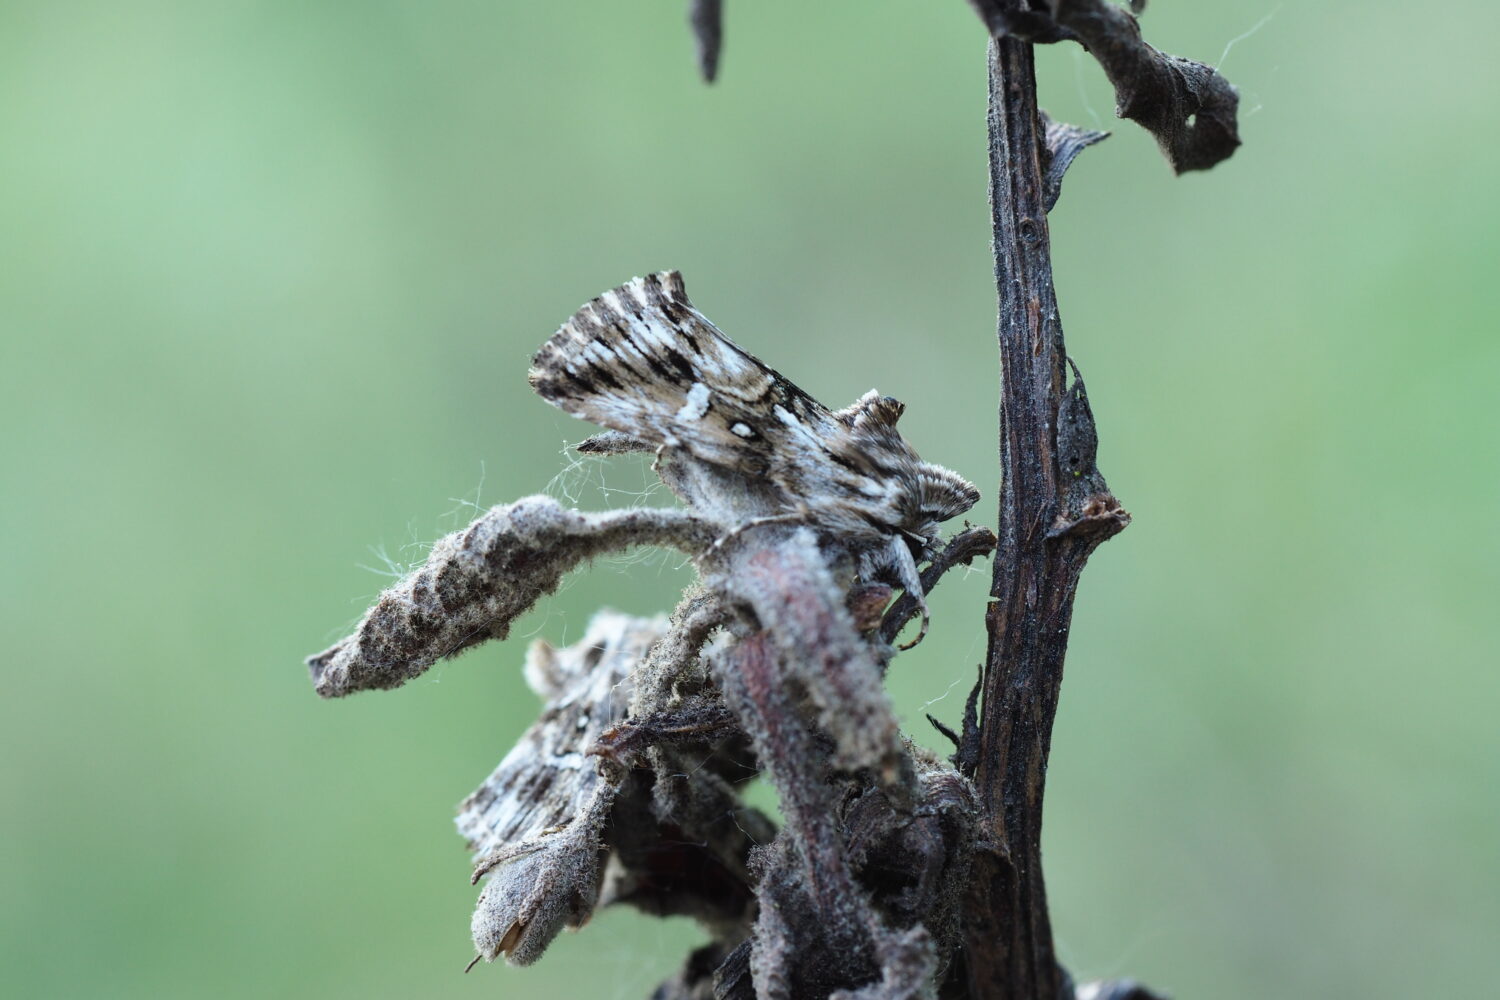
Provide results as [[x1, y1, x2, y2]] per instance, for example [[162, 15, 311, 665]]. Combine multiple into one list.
[[962, 36, 1130, 1000]]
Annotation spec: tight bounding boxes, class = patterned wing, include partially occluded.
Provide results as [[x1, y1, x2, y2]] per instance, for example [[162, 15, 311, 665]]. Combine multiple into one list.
[[529, 271, 835, 475]]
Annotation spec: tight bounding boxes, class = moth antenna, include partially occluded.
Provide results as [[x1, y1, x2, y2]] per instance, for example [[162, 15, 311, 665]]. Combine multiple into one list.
[[888, 534, 930, 650]]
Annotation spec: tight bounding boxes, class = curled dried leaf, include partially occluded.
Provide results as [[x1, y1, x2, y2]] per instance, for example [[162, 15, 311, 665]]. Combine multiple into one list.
[[1053, 0, 1240, 173], [967, 0, 1240, 174], [1041, 112, 1109, 211], [307, 498, 715, 697]]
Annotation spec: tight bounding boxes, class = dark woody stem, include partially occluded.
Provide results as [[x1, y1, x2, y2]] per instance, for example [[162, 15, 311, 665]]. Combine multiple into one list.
[[962, 35, 1129, 1000]]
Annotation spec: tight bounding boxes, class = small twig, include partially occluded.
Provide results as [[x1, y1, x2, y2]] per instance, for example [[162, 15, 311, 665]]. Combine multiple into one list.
[[927, 664, 983, 776], [591, 702, 738, 766]]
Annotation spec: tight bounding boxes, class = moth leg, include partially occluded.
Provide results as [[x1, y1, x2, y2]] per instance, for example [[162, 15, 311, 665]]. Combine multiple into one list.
[[877, 526, 997, 649], [885, 534, 931, 651]]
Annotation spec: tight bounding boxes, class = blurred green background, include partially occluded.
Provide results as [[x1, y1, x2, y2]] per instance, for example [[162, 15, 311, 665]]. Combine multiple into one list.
[[3, 1, 1496, 997]]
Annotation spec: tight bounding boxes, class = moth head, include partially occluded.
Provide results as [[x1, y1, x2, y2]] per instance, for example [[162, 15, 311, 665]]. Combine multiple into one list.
[[832, 389, 979, 553], [907, 463, 981, 552]]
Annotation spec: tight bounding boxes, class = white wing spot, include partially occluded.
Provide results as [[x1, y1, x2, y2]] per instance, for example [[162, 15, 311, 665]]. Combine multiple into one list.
[[731, 422, 754, 438], [677, 382, 711, 421]]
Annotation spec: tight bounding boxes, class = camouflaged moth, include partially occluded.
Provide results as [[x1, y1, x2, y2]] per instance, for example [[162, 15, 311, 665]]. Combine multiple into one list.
[[530, 270, 979, 645]]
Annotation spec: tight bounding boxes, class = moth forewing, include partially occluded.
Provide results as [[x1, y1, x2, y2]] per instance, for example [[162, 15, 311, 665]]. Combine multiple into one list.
[[529, 270, 980, 638], [529, 270, 809, 476]]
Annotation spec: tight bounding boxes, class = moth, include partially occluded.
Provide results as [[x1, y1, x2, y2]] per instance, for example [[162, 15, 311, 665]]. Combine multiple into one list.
[[530, 270, 979, 642]]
